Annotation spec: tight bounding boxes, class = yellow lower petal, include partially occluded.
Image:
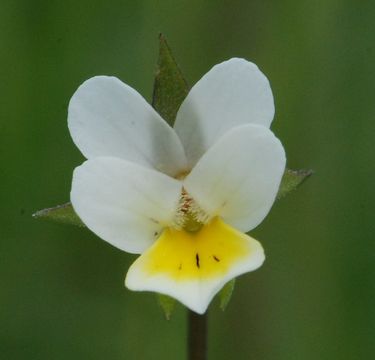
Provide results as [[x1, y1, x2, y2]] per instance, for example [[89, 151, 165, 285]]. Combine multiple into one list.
[[143, 217, 257, 279], [125, 217, 264, 313]]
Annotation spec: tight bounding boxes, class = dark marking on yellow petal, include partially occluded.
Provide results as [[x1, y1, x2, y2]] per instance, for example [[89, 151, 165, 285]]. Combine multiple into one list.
[[195, 253, 200, 268], [140, 217, 255, 280], [213, 255, 220, 262]]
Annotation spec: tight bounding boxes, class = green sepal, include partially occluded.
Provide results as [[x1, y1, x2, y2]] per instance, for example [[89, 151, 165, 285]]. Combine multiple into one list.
[[277, 168, 313, 200], [152, 33, 189, 126], [157, 293, 176, 320], [219, 279, 236, 311], [33, 202, 85, 227]]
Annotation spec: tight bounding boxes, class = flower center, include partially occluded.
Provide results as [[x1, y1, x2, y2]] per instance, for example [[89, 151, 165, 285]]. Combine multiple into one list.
[[174, 189, 209, 233]]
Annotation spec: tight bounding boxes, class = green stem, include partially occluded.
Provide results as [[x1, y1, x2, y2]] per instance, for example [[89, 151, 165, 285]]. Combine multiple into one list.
[[188, 310, 208, 360]]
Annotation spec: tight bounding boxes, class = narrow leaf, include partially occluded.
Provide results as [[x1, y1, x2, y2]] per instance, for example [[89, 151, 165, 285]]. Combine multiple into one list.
[[219, 279, 236, 311], [152, 33, 189, 126], [157, 293, 176, 320], [277, 168, 313, 200], [33, 202, 85, 227]]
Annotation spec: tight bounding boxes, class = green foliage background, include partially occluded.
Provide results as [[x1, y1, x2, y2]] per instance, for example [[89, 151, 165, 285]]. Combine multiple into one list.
[[1, 1, 374, 359]]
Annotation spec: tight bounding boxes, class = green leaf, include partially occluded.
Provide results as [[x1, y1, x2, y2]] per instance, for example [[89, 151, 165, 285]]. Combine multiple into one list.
[[219, 279, 236, 311], [152, 33, 189, 126], [157, 293, 176, 320], [33, 202, 85, 227], [277, 168, 313, 200]]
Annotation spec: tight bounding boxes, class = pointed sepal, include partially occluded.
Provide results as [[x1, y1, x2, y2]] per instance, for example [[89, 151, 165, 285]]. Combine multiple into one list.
[[219, 279, 236, 311], [152, 34, 189, 126], [277, 168, 313, 199], [157, 293, 176, 320], [33, 202, 85, 227]]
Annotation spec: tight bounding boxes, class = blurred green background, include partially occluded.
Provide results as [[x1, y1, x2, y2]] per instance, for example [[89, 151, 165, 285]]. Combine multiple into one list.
[[1, 0, 374, 359]]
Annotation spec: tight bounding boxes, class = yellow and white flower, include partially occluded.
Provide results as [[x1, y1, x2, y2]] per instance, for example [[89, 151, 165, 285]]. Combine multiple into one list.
[[68, 58, 286, 314]]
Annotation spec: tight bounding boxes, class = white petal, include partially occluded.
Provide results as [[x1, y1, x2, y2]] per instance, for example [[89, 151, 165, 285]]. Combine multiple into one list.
[[68, 76, 187, 177], [174, 58, 275, 167], [70, 157, 182, 254], [184, 124, 286, 233], [125, 217, 265, 314]]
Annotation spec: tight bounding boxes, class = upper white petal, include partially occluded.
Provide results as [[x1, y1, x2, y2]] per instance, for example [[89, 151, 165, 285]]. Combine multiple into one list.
[[68, 76, 187, 177], [174, 58, 275, 167], [70, 157, 182, 254], [184, 124, 286, 233]]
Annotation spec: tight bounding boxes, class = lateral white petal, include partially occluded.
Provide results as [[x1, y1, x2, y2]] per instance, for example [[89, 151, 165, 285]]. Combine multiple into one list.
[[68, 76, 187, 177], [184, 124, 286, 233], [70, 157, 182, 254], [174, 58, 275, 166]]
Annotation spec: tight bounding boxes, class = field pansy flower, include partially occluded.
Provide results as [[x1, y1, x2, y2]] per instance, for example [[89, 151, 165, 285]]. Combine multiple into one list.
[[69, 58, 286, 314]]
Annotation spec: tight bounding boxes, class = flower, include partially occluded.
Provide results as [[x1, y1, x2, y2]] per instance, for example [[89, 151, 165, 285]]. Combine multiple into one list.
[[68, 58, 286, 314]]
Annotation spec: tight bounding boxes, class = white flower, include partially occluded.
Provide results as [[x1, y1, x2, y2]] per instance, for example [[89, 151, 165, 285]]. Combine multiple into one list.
[[68, 58, 286, 314]]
